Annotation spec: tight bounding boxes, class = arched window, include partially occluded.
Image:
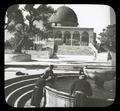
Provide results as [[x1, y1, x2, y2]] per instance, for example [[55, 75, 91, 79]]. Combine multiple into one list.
[[64, 31, 71, 39], [73, 31, 80, 41], [64, 31, 71, 44]]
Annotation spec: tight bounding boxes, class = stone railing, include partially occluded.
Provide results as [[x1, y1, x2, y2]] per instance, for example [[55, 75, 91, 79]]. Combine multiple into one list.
[[45, 86, 74, 107], [44, 73, 115, 107], [89, 43, 98, 54], [45, 85, 114, 107]]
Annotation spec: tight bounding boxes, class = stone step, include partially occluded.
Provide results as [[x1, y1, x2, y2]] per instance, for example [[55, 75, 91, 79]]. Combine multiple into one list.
[[57, 46, 94, 55]]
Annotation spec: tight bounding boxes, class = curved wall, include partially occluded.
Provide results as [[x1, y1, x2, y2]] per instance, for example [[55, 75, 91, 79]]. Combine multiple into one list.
[[45, 75, 115, 107], [45, 86, 74, 107], [5, 71, 115, 107]]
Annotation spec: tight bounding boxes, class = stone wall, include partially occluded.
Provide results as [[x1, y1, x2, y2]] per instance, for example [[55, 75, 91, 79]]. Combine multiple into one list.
[[27, 50, 50, 59], [45, 86, 74, 107], [5, 54, 31, 62]]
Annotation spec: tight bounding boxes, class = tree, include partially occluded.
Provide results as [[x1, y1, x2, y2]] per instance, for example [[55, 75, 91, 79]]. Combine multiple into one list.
[[6, 23, 33, 53], [24, 4, 54, 40], [5, 40, 12, 49], [5, 5, 24, 31], [5, 4, 55, 53], [5, 5, 27, 53], [13, 24, 34, 53], [24, 4, 39, 38], [5, 5, 34, 53], [99, 24, 116, 52]]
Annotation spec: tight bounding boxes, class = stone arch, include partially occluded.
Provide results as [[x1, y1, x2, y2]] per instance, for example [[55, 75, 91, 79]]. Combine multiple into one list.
[[73, 31, 80, 40], [64, 31, 71, 44], [81, 31, 89, 45], [64, 31, 71, 39], [73, 31, 80, 45], [55, 31, 62, 38]]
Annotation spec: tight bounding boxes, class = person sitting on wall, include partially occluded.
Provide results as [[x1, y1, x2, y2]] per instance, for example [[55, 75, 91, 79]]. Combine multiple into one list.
[[78, 68, 84, 76], [70, 74, 92, 107], [43, 65, 57, 84], [30, 75, 47, 107]]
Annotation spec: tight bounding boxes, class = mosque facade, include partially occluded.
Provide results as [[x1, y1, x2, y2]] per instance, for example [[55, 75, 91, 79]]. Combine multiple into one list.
[[49, 6, 96, 46]]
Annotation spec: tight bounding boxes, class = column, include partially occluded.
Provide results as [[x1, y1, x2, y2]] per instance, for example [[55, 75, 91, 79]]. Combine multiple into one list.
[[61, 31, 65, 45], [53, 30, 55, 46], [89, 30, 93, 45], [79, 35, 81, 46], [71, 33, 73, 46], [79, 32, 82, 46]]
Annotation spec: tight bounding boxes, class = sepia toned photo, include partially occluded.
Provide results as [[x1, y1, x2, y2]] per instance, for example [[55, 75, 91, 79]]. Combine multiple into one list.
[[4, 4, 116, 108]]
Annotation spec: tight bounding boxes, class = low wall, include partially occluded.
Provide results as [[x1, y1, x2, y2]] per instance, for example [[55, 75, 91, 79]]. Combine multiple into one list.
[[5, 54, 31, 62], [28, 50, 50, 59], [45, 85, 114, 107], [27, 49, 54, 59], [45, 86, 74, 107]]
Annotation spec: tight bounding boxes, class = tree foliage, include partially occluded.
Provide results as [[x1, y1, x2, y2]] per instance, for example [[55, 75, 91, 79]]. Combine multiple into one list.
[[5, 4, 55, 53], [6, 24, 33, 53], [5, 5, 24, 31], [99, 24, 116, 52], [24, 4, 54, 39]]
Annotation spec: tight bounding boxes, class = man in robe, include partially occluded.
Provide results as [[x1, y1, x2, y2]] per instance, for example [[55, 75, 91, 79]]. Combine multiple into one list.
[[70, 74, 92, 107], [30, 65, 56, 107]]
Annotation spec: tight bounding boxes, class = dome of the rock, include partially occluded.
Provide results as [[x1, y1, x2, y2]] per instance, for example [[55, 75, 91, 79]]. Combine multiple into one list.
[[49, 6, 78, 27]]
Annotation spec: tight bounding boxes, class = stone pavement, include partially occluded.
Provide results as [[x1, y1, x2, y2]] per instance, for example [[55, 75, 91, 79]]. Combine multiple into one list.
[[5, 52, 115, 80]]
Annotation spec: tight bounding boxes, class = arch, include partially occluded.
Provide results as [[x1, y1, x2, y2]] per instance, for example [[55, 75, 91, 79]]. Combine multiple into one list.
[[81, 31, 89, 45], [73, 31, 80, 40], [64, 31, 71, 39], [55, 31, 62, 38], [64, 31, 71, 44]]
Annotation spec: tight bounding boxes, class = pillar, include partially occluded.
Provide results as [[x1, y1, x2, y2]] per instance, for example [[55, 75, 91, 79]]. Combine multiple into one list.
[[71, 33, 73, 46], [89, 30, 93, 45], [79, 32, 82, 46], [62, 31, 65, 45], [79, 35, 81, 46]]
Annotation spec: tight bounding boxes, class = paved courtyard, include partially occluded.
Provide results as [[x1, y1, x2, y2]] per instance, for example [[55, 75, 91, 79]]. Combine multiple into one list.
[[5, 52, 115, 80]]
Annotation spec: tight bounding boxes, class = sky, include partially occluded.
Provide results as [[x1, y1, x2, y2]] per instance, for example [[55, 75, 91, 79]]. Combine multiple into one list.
[[5, 4, 115, 41]]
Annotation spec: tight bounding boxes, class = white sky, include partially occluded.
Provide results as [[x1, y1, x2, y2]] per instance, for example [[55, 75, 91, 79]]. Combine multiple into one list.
[[5, 4, 113, 41]]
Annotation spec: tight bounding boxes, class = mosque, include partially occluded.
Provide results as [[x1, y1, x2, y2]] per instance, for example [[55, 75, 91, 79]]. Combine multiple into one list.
[[49, 6, 96, 46]]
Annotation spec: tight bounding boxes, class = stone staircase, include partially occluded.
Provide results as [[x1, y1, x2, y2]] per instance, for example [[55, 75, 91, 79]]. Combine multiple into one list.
[[57, 45, 94, 55]]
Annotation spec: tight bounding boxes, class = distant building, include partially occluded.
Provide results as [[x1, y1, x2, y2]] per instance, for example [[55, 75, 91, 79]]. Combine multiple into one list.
[[49, 6, 96, 46]]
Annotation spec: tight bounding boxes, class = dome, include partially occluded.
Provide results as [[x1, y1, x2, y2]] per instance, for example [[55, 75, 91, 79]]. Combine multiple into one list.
[[49, 6, 78, 27]]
